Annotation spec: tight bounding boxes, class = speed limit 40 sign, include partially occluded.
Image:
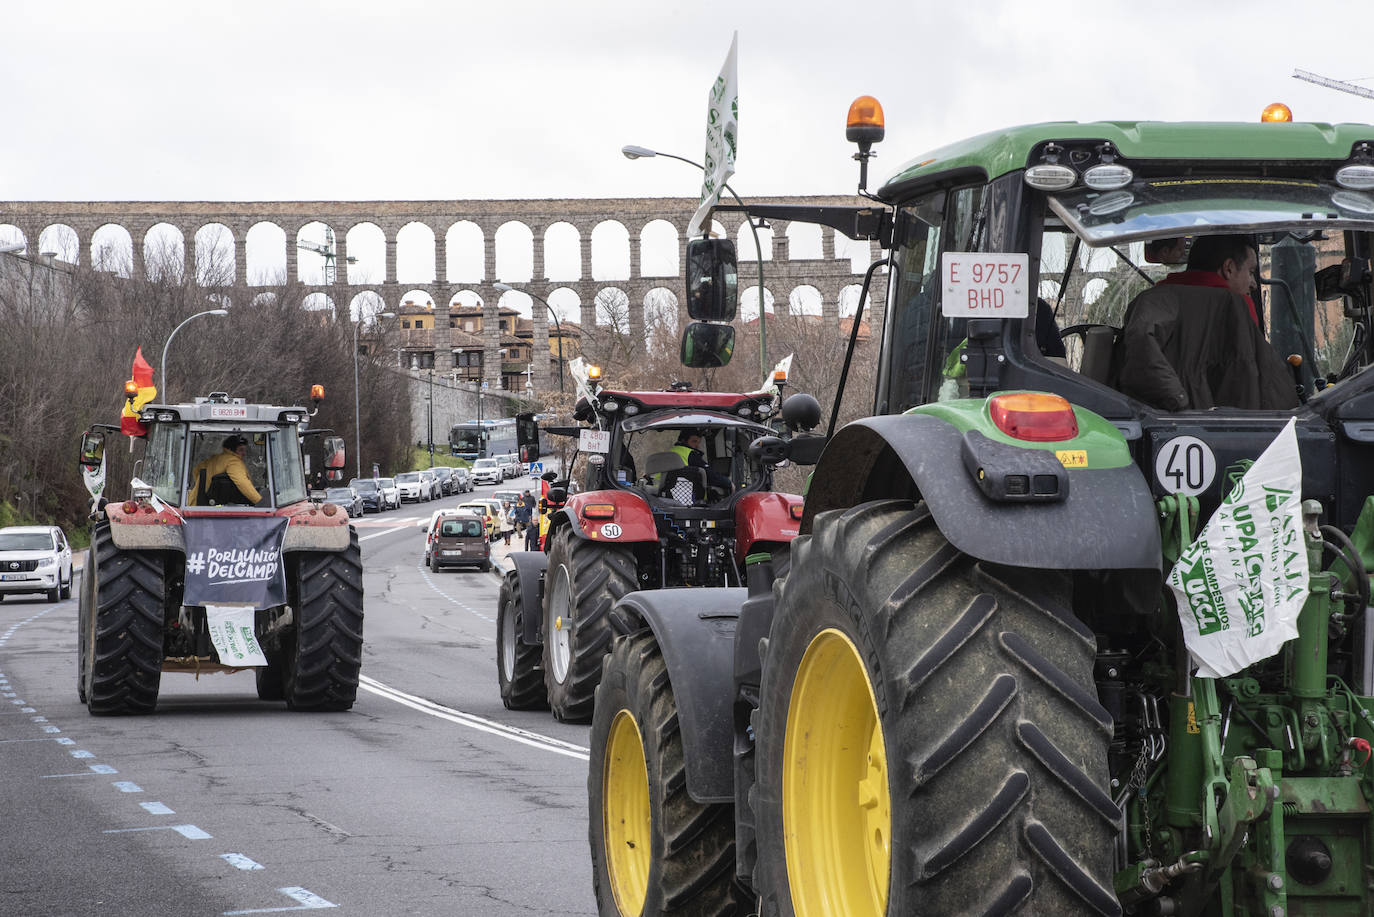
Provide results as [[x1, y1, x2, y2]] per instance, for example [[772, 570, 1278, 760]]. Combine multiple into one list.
[[1154, 435, 1217, 496]]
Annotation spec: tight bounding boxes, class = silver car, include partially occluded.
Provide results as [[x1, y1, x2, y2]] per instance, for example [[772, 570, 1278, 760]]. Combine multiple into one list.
[[0, 525, 74, 603], [376, 477, 402, 509]]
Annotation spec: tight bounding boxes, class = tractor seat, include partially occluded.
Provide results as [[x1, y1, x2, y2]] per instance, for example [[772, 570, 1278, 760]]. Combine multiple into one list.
[[643, 452, 686, 477], [1060, 323, 1119, 384]]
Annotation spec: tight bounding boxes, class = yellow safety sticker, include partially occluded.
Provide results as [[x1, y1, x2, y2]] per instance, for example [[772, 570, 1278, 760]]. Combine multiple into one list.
[[1187, 702, 1199, 735], [1055, 449, 1089, 468]]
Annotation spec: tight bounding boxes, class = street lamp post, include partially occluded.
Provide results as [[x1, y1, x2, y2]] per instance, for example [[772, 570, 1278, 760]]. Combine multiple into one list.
[[354, 308, 396, 478], [622, 144, 769, 376], [494, 282, 566, 393], [160, 308, 229, 402]]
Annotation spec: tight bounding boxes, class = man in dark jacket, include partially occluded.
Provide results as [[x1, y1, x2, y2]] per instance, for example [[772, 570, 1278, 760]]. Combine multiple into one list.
[[1114, 235, 1299, 411]]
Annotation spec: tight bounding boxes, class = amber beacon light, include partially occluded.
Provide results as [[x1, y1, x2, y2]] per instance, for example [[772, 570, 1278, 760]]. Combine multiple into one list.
[[1261, 102, 1293, 123]]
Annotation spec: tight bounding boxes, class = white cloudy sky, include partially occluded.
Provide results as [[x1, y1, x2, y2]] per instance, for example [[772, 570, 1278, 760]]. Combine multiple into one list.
[[2, 0, 1372, 204]]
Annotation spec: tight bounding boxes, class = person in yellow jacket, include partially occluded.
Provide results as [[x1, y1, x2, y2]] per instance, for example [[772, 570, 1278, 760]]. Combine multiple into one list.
[[670, 430, 732, 493], [189, 435, 263, 505]]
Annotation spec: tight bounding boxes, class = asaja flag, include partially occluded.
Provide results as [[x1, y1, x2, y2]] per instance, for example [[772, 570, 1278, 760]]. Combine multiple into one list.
[[686, 32, 739, 239], [120, 347, 158, 437]]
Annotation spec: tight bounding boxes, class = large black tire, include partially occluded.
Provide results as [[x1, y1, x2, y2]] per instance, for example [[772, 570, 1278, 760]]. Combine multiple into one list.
[[752, 500, 1120, 916], [285, 531, 364, 711], [256, 649, 287, 701], [589, 631, 747, 916], [542, 528, 637, 723], [83, 523, 166, 715], [498, 569, 547, 710]]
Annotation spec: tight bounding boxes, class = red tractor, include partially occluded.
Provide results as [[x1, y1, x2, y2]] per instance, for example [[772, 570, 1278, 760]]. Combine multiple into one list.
[[77, 391, 363, 714], [497, 365, 816, 721]]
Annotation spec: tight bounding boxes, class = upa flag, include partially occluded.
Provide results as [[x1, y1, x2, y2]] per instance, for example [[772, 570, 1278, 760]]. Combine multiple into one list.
[[686, 32, 739, 239], [120, 347, 158, 437]]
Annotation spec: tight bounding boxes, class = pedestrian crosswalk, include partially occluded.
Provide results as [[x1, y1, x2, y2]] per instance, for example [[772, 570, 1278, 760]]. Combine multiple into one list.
[[353, 515, 423, 528]]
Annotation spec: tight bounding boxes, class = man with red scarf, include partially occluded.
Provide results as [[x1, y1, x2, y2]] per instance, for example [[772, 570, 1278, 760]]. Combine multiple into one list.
[[1115, 234, 1299, 411]]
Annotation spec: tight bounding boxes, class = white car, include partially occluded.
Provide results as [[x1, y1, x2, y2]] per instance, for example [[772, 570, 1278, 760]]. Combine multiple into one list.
[[497, 453, 521, 480], [394, 471, 425, 502], [417, 469, 439, 501], [0, 525, 73, 603], [471, 458, 502, 485], [376, 477, 401, 510]]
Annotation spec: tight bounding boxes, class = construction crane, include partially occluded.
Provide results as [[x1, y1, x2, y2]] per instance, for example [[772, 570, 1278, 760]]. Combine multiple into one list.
[[296, 226, 357, 284], [1292, 69, 1374, 101]]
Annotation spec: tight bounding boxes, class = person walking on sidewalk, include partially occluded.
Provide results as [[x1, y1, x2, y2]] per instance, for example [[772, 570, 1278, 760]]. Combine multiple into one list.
[[520, 490, 538, 550], [500, 500, 516, 546], [514, 494, 533, 550]]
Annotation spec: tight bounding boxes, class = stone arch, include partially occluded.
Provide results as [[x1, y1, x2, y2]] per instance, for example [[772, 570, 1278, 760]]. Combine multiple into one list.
[[303, 292, 337, 316], [143, 223, 185, 283], [0, 224, 28, 255], [593, 286, 631, 331], [788, 284, 823, 316], [739, 285, 776, 322], [547, 286, 581, 325], [839, 283, 866, 318], [786, 221, 823, 260], [543, 221, 580, 281], [644, 287, 679, 351], [591, 220, 630, 281], [349, 290, 387, 324], [639, 219, 679, 278], [449, 288, 485, 309], [497, 288, 534, 320], [445, 221, 484, 282], [245, 221, 286, 285], [495, 220, 533, 283], [251, 291, 279, 309], [194, 223, 235, 286], [346, 222, 385, 285], [38, 224, 79, 264], [737, 222, 774, 262], [91, 223, 134, 276], [396, 221, 436, 284], [295, 221, 339, 284]]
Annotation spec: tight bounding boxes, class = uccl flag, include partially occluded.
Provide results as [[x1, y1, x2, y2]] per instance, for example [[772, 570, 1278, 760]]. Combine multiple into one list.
[[686, 32, 739, 239]]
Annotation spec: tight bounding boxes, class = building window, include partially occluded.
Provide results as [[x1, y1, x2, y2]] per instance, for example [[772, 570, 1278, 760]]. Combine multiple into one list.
[[464, 320, 475, 332], [449, 318, 456, 327], [414, 318, 425, 329]]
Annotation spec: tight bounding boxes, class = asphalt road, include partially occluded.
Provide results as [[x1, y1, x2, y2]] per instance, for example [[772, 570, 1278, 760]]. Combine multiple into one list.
[[0, 479, 596, 917]]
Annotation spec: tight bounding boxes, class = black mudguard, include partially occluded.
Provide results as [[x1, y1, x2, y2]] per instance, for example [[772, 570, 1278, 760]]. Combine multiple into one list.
[[803, 414, 1161, 571], [614, 587, 744, 804], [507, 551, 549, 646]]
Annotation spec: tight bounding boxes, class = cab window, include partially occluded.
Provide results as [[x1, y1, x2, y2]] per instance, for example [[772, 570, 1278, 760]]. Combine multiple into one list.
[[143, 423, 186, 505]]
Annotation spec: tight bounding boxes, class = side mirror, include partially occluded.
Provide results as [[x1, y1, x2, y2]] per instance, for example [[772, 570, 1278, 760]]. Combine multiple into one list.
[[680, 322, 736, 368], [79, 431, 106, 471], [685, 238, 738, 321], [323, 435, 346, 470], [516, 412, 540, 461], [547, 487, 568, 504], [787, 434, 827, 466], [748, 435, 788, 465], [781, 393, 822, 431]]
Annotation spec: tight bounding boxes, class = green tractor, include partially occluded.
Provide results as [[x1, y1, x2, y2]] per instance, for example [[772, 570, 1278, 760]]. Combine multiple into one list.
[[586, 100, 1374, 915]]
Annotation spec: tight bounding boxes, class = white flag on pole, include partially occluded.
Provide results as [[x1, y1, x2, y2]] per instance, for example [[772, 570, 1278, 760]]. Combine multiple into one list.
[[686, 32, 739, 239]]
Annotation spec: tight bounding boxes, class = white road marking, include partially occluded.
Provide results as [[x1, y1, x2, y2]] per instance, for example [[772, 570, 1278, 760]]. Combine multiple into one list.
[[104, 823, 212, 839], [70, 749, 95, 758], [113, 781, 143, 793], [140, 801, 175, 815], [221, 853, 266, 871], [359, 675, 589, 762], [42, 764, 117, 778], [56, 737, 74, 745], [224, 886, 339, 914], [415, 562, 496, 629]]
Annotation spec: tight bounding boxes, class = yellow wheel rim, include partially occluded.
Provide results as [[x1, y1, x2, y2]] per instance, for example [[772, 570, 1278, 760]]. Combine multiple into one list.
[[604, 709, 651, 916], [783, 628, 889, 916]]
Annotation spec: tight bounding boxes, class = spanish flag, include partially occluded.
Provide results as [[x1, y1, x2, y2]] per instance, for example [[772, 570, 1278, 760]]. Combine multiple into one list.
[[120, 348, 158, 437]]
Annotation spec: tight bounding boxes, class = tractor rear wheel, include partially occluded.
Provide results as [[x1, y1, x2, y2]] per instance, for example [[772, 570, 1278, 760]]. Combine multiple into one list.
[[752, 500, 1120, 916], [83, 523, 165, 715], [589, 630, 746, 916], [285, 532, 364, 711], [542, 528, 636, 723], [498, 569, 547, 710]]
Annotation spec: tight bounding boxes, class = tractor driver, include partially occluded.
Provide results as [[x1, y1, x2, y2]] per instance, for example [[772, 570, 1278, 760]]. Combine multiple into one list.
[[189, 435, 263, 506], [672, 430, 733, 495]]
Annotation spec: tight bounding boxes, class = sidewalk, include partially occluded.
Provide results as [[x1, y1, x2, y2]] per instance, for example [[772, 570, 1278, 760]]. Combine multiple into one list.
[[487, 532, 540, 579]]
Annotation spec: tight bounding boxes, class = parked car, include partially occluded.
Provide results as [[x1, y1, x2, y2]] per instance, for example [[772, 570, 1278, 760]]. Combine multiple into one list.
[[471, 458, 502, 485], [348, 478, 384, 513], [492, 489, 524, 510], [325, 486, 364, 518], [417, 469, 439, 501], [452, 467, 473, 493], [424, 512, 490, 573], [429, 466, 458, 496], [395, 471, 425, 503], [0, 525, 74, 603], [497, 453, 521, 480], [457, 500, 502, 539], [375, 476, 401, 510]]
